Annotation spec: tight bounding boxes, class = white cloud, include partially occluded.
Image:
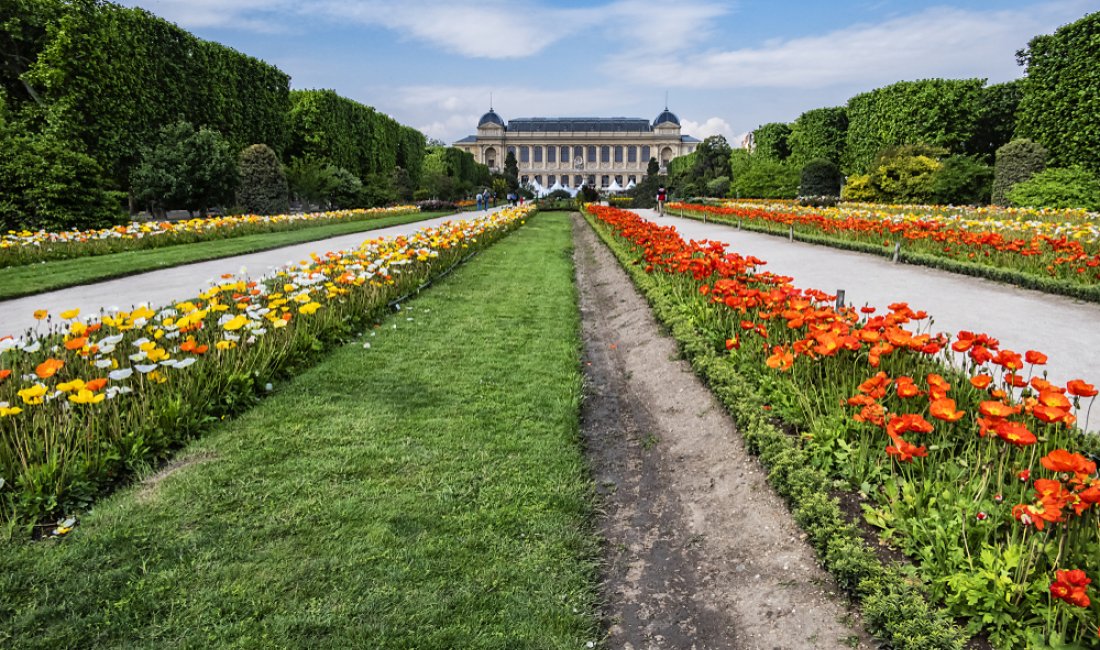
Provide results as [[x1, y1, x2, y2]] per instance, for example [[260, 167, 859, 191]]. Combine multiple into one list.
[[125, 0, 732, 58], [615, 1, 1094, 89], [681, 117, 733, 140]]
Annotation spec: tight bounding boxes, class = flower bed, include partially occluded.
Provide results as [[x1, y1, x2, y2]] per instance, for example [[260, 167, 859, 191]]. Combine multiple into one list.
[[0, 205, 423, 268], [586, 204, 1100, 649], [0, 206, 535, 527], [671, 200, 1100, 300]]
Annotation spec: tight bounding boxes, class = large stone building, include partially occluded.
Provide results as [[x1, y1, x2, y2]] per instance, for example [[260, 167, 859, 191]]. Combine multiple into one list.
[[453, 107, 700, 189]]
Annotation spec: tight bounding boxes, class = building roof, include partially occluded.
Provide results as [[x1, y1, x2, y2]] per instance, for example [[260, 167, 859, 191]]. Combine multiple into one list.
[[453, 135, 478, 144], [507, 117, 653, 133], [478, 109, 505, 128], [654, 109, 680, 127], [681, 135, 701, 143]]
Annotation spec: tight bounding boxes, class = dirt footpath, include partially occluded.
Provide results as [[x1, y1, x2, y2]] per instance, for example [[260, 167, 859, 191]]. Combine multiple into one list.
[[573, 214, 873, 650]]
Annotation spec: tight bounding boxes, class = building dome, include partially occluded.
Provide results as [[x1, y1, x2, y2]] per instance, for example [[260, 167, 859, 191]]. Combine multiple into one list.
[[653, 109, 680, 127], [478, 109, 505, 128]]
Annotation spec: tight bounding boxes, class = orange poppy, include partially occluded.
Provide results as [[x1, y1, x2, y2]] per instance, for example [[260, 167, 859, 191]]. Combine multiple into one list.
[[930, 398, 965, 422], [1025, 350, 1048, 365], [994, 420, 1037, 446], [85, 378, 108, 392], [970, 374, 993, 390], [895, 376, 922, 399], [0, 369, 10, 383], [1040, 450, 1097, 476], [1032, 404, 1071, 425], [64, 336, 88, 351], [1067, 379, 1098, 398], [35, 358, 65, 379], [1039, 391, 1072, 410], [886, 435, 927, 462], [979, 400, 1019, 418]]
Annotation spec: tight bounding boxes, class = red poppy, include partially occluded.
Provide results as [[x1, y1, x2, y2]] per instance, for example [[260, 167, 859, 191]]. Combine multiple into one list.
[[1025, 350, 1048, 365], [994, 420, 1037, 446], [1040, 449, 1097, 476], [886, 435, 927, 462], [970, 374, 993, 390], [1067, 379, 1098, 398]]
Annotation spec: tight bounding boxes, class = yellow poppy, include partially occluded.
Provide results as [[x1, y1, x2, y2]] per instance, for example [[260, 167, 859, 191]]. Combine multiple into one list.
[[69, 389, 106, 405], [60, 308, 80, 319]]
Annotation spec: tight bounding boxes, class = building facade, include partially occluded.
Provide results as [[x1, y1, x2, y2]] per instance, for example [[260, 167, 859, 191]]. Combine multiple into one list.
[[453, 108, 700, 189]]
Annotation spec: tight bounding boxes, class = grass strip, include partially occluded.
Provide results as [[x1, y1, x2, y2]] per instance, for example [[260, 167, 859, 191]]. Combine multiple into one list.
[[675, 208, 1100, 304], [0, 211, 451, 301], [584, 211, 968, 650], [0, 212, 599, 648]]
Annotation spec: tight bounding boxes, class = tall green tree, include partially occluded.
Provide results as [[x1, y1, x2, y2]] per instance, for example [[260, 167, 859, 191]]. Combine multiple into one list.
[[1015, 11, 1100, 175], [131, 121, 238, 218], [503, 150, 519, 190]]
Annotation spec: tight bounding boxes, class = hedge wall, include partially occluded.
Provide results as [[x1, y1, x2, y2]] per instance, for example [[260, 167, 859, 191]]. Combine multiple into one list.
[[287, 89, 426, 184], [751, 122, 791, 161], [788, 107, 848, 168], [26, 1, 290, 188], [844, 78, 984, 174], [1015, 11, 1100, 176]]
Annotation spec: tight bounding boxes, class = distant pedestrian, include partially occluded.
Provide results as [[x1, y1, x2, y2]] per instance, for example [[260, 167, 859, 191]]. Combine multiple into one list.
[[475, 192, 483, 211], [656, 186, 667, 216]]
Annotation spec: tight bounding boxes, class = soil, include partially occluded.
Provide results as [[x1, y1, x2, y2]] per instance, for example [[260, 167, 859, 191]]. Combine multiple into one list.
[[573, 214, 874, 650]]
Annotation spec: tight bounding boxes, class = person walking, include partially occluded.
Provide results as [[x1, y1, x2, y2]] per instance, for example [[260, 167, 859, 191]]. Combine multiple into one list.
[[656, 186, 667, 216], [475, 191, 483, 211]]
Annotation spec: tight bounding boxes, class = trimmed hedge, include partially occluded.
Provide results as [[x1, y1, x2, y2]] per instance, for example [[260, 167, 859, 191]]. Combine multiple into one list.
[[788, 107, 848, 168], [752, 122, 792, 161], [584, 211, 967, 650]]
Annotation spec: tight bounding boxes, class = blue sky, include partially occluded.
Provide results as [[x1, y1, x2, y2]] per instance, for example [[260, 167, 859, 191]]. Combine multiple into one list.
[[120, 0, 1097, 146]]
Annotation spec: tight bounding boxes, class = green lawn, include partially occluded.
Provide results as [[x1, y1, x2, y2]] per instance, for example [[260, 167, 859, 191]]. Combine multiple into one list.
[[0, 211, 451, 300], [0, 212, 599, 649]]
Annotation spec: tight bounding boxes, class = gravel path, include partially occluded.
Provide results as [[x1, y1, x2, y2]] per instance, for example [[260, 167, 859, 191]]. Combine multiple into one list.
[[574, 214, 872, 649], [638, 209, 1100, 392], [0, 209, 501, 338]]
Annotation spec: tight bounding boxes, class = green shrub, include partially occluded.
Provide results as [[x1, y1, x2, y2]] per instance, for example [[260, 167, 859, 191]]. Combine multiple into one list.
[[841, 174, 875, 201], [799, 158, 842, 197], [236, 144, 289, 215], [731, 155, 799, 199], [131, 121, 238, 218], [1006, 166, 1100, 211], [930, 155, 992, 205], [788, 107, 848, 167], [991, 139, 1047, 205], [0, 126, 122, 231]]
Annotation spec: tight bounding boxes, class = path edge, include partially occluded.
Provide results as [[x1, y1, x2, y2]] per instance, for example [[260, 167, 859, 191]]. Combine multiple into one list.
[[581, 209, 971, 650]]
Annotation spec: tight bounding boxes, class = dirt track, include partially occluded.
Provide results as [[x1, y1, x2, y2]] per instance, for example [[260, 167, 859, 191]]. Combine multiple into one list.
[[573, 214, 873, 650]]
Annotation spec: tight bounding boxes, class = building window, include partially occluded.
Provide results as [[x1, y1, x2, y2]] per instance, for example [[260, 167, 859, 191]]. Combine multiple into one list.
[[601, 146, 610, 163], [587, 146, 597, 163], [614, 146, 623, 163], [547, 147, 556, 163], [561, 146, 570, 162], [561, 176, 569, 187], [627, 146, 637, 163], [615, 175, 623, 185], [628, 175, 636, 184], [574, 146, 583, 162], [548, 175, 556, 186], [533, 146, 542, 163], [534, 175, 542, 186], [601, 175, 610, 187], [587, 174, 596, 186], [507, 146, 516, 159], [641, 145, 651, 162], [521, 175, 529, 183], [575, 175, 583, 186], [520, 146, 530, 163]]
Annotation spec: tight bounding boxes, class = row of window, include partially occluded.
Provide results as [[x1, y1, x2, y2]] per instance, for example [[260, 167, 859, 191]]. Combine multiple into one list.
[[506, 145, 653, 165], [519, 174, 638, 188]]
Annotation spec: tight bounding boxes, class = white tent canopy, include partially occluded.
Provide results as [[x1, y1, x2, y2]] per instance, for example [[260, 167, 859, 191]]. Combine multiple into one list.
[[606, 179, 624, 193]]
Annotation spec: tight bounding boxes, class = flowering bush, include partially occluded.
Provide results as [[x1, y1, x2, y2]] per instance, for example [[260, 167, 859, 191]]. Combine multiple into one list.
[[672, 200, 1100, 289], [0, 205, 423, 268], [587, 204, 1100, 648], [0, 206, 535, 526]]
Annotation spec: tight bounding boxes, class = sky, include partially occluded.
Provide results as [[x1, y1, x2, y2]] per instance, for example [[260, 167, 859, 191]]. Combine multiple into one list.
[[119, 0, 1098, 147]]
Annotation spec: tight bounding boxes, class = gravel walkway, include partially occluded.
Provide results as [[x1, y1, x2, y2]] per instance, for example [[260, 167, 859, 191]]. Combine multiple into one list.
[[0, 209, 501, 338], [637, 209, 1100, 393]]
